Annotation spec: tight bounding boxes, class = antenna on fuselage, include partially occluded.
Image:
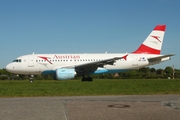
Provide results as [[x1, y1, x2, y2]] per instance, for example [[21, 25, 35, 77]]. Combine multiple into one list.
[[32, 52, 35, 54]]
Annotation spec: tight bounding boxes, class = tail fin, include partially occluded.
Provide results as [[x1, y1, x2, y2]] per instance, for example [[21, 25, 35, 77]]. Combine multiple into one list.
[[133, 25, 166, 54]]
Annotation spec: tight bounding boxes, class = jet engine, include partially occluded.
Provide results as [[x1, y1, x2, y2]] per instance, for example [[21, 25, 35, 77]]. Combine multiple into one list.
[[56, 68, 76, 80]]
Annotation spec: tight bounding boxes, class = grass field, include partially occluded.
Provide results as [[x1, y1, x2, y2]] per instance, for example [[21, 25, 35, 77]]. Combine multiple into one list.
[[0, 79, 180, 97]]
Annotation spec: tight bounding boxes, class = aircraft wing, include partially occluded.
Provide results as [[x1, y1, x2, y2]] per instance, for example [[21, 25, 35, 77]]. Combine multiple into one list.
[[147, 54, 175, 63], [74, 54, 128, 73]]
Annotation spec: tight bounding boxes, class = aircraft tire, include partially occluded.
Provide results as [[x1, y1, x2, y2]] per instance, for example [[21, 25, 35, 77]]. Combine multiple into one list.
[[81, 77, 93, 82], [87, 77, 93, 82], [81, 77, 86, 81]]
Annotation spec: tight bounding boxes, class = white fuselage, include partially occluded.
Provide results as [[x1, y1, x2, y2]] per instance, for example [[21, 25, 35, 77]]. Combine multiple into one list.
[[6, 53, 168, 75]]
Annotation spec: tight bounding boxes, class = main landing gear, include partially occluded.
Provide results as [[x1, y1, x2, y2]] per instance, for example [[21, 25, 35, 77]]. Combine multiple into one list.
[[81, 76, 93, 82]]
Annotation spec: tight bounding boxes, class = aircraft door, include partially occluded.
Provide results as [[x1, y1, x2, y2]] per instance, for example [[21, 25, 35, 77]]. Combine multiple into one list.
[[28, 55, 34, 67], [132, 55, 138, 66]]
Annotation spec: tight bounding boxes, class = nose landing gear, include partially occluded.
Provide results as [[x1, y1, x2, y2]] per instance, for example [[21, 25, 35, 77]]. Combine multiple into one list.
[[29, 75, 34, 82]]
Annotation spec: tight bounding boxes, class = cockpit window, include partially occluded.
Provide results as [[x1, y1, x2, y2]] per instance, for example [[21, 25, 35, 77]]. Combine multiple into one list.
[[13, 59, 22, 62], [13, 59, 18, 62]]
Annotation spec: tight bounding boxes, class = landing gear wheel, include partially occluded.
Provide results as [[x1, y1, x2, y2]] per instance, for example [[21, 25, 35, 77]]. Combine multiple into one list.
[[81, 77, 86, 81], [29, 75, 34, 82], [29, 78, 34, 82], [81, 77, 93, 82], [87, 77, 93, 81]]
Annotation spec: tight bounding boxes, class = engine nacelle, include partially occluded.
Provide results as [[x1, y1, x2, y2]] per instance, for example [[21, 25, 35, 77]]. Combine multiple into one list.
[[56, 68, 76, 80]]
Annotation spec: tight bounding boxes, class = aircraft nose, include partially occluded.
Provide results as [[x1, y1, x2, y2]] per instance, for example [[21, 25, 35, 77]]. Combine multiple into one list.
[[5, 64, 14, 72]]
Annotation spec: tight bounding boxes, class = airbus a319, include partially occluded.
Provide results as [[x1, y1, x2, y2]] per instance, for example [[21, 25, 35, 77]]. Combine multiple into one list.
[[6, 25, 174, 81]]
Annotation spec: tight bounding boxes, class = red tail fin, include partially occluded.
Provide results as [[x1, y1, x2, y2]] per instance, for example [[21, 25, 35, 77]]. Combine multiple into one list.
[[133, 25, 166, 54]]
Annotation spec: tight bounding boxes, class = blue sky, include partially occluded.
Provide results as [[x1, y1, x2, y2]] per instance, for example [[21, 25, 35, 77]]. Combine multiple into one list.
[[0, 0, 180, 69]]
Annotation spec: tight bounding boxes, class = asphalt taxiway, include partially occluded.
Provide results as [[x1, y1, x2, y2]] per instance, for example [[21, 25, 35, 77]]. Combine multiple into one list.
[[0, 95, 180, 120]]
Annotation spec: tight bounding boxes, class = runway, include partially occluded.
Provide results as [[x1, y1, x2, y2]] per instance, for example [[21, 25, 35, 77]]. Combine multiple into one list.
[[0, 95, 180, 120]]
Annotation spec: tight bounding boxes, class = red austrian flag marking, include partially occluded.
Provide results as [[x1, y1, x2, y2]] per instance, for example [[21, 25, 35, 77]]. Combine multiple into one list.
[[38, 56, 52, 64], [151, 36, 161, 42]]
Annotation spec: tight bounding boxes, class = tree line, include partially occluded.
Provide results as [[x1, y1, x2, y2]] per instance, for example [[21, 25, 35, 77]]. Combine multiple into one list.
[[0, 66, 179, 80]]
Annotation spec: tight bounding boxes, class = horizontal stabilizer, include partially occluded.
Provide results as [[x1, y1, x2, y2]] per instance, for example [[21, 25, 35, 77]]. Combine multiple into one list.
[[148, 54, 175, 63]]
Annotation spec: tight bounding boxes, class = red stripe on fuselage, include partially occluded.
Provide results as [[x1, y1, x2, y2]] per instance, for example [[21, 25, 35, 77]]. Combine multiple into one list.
[[133, 44, 160, 54]]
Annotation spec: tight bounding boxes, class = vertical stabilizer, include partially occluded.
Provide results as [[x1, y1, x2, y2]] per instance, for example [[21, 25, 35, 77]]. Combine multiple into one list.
[[133, 25, 166, 54]]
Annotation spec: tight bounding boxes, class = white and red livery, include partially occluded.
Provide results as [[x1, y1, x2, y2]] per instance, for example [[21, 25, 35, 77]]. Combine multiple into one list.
[[6, 25, 174, 81]]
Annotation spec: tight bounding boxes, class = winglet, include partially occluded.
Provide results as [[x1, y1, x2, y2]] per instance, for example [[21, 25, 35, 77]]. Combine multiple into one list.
[[122, 54, 128, 61], [114, 54, 128, 61]]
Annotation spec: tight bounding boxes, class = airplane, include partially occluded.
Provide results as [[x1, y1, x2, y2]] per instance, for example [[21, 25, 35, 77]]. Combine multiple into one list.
[[5, 25, 174, 81]]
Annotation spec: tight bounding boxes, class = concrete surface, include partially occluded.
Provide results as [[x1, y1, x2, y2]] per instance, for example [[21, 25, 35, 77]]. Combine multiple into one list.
[[0, 95, 180, 120]]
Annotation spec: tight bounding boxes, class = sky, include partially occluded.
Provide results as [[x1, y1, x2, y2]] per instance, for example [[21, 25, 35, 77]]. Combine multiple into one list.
[[0, 0, 180, 69]]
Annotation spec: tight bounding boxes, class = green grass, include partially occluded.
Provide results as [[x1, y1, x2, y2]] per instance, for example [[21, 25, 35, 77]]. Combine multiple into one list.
[[0, 79, 180, 97]]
